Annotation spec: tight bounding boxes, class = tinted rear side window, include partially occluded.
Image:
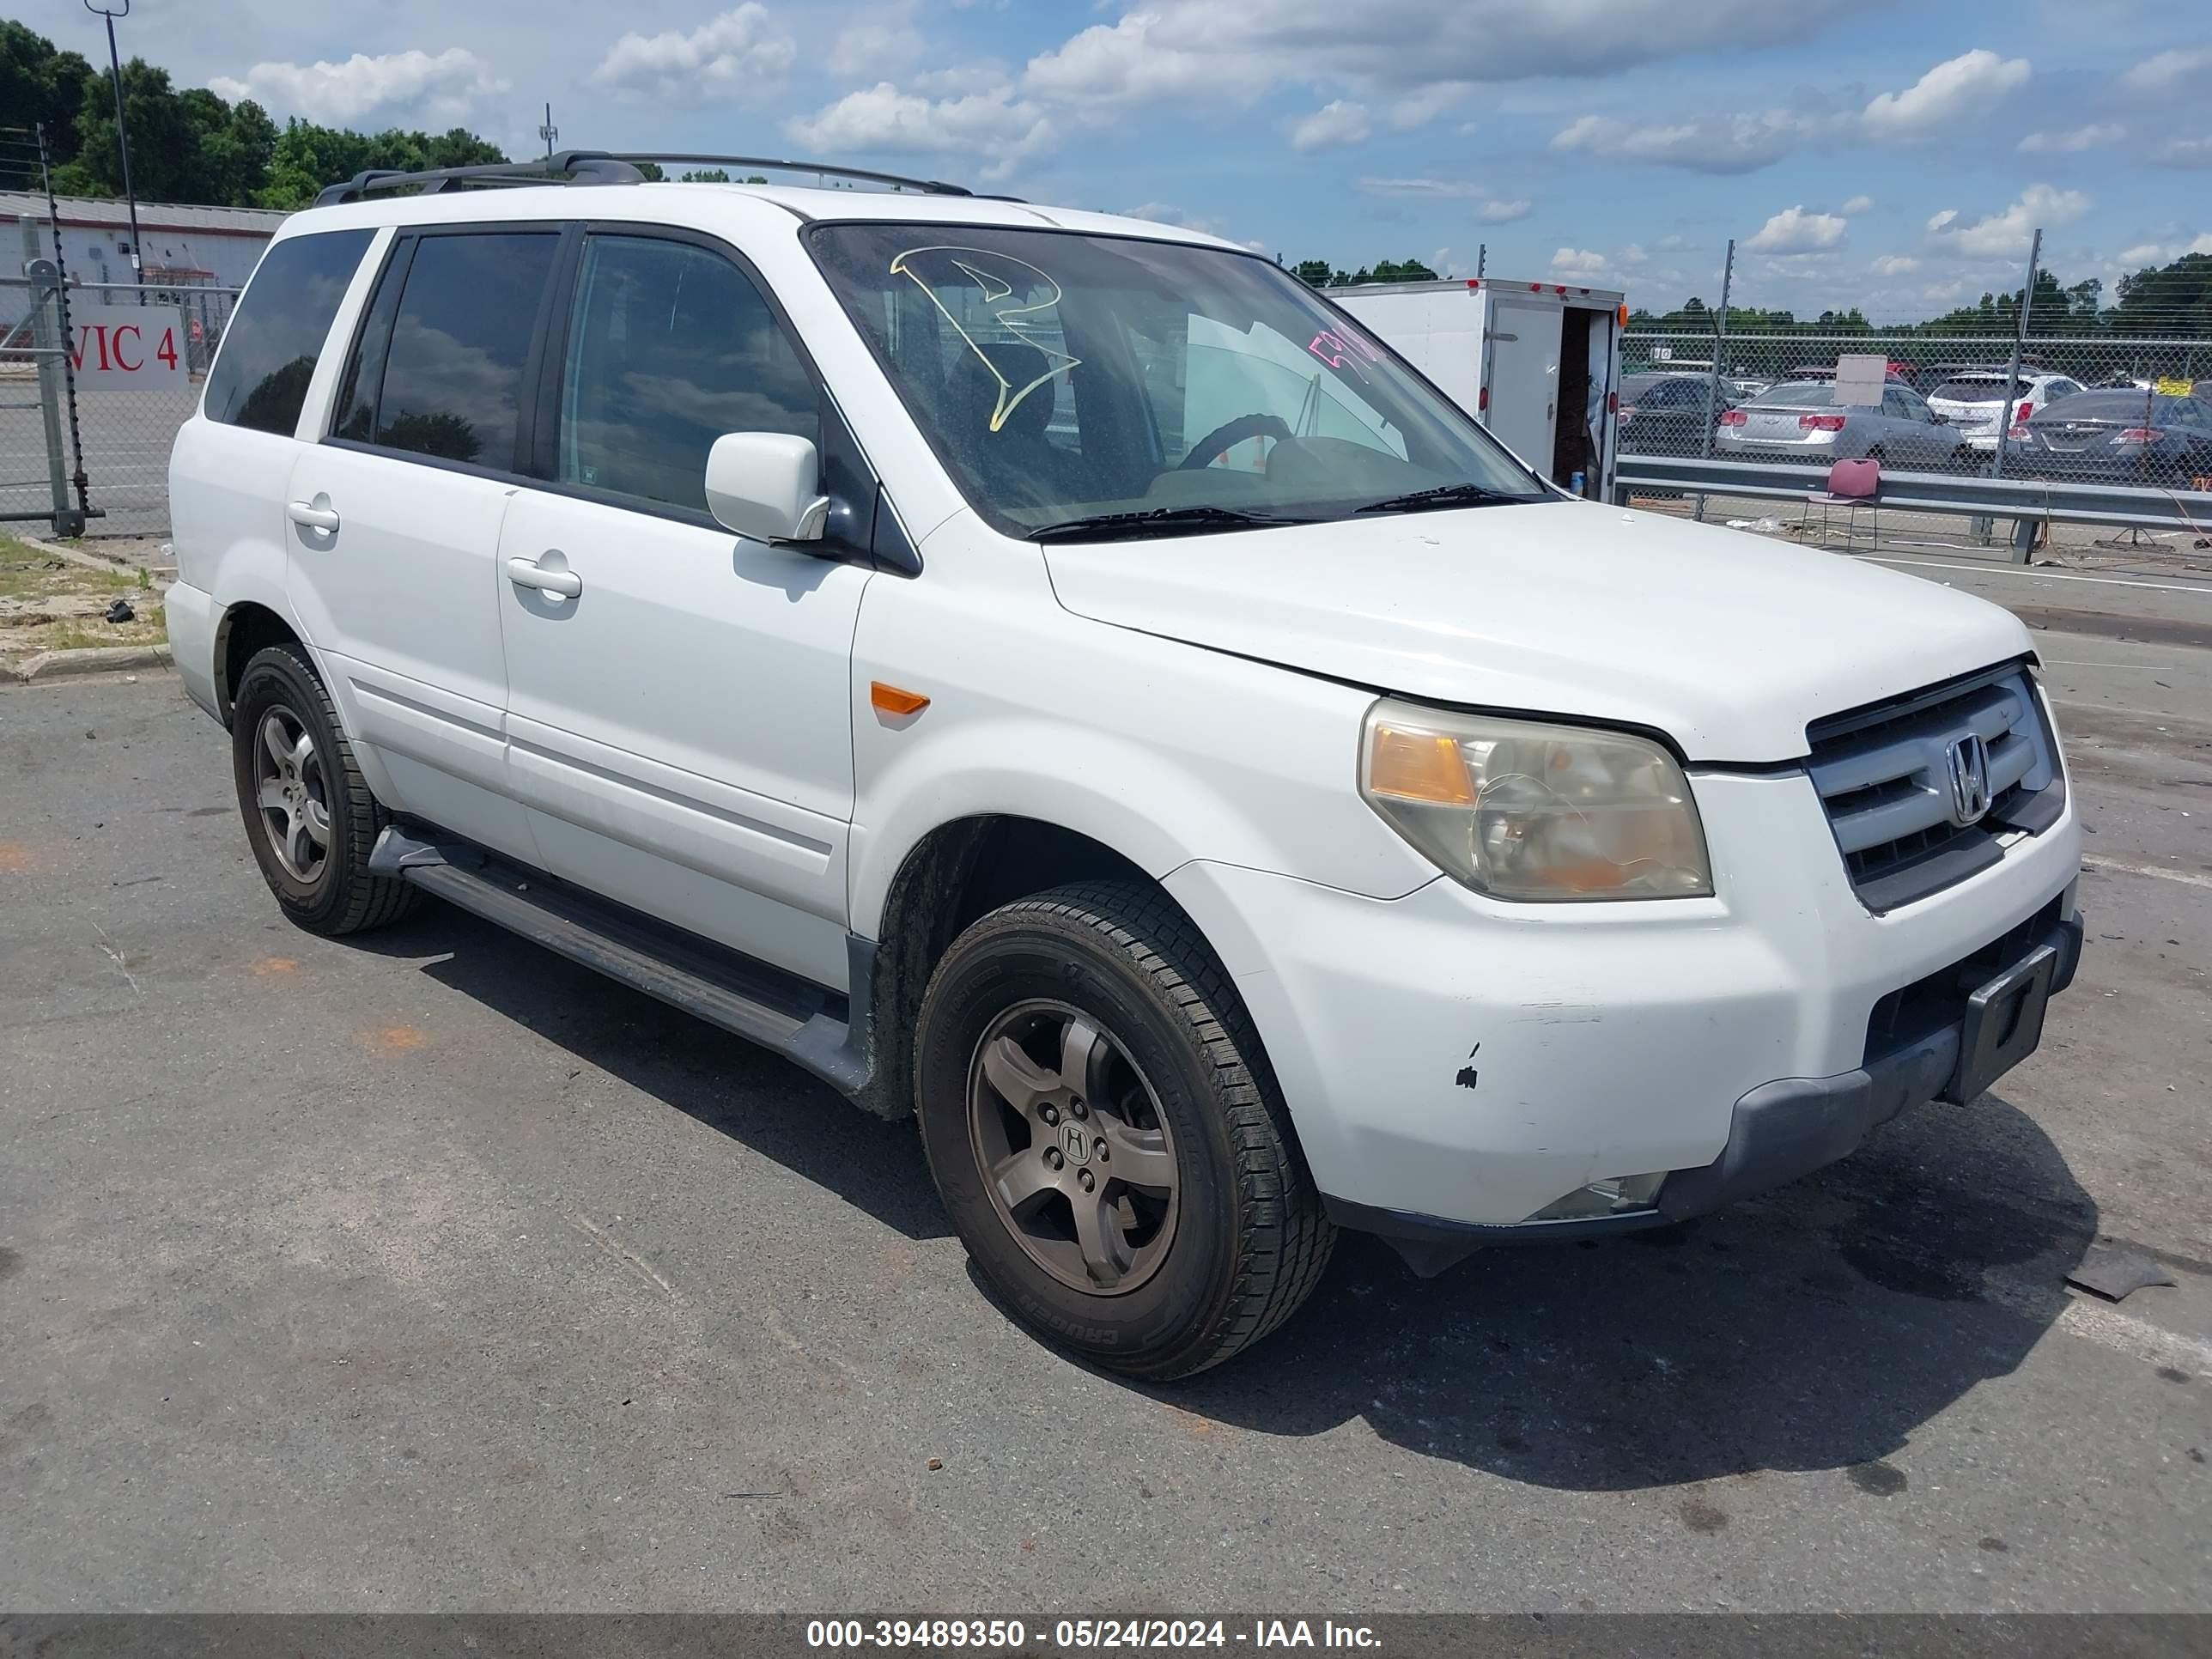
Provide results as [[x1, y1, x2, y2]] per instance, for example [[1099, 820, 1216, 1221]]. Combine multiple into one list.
[[372, 232, 558, 468], [204, 229, 373, 434]]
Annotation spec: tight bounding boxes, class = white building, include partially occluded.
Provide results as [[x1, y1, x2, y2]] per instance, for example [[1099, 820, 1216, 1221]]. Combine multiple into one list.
[[4, 191, 287, 327]]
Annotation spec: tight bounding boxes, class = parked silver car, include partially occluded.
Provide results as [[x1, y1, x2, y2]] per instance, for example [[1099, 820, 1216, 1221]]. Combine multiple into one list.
[[1716, 380, 1972, 470]]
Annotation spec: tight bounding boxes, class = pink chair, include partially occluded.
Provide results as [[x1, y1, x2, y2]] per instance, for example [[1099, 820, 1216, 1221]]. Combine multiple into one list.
[[1804, 458, 1881, 549]]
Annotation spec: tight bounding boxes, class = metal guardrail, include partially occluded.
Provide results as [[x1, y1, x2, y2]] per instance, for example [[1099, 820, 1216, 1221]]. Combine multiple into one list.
[[1613, 453, 2212, 557]]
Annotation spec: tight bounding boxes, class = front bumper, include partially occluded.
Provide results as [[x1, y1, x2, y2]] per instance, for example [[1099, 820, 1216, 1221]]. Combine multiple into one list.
[[1327, 905, 2082, 1274], [1164, 763, 2084, 1258]]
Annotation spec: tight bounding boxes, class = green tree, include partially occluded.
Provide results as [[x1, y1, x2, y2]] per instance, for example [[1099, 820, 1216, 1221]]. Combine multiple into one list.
[[1292, 258, 1333, 289], [679, 167, 731, 182], [0, 20, 92, 167]]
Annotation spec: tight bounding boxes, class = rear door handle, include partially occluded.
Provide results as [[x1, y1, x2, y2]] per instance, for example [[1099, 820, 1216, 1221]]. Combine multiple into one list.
[[286, 499, 340, 533], [507, 556, 581, 599]]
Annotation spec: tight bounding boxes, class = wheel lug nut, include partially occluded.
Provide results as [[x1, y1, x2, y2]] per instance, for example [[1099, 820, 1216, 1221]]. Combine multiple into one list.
[[1070, 1100, 1087, 1119], [1040, 1104, 1059, 1126], [1077, 1169, 1096, 1192], [1095, 1142, 1109, 1162], [1043, 1147, 1063, 1170]]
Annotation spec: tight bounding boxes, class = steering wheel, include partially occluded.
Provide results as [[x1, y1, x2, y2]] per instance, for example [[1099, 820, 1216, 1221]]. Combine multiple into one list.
[[1177, 413, 1294, 471]]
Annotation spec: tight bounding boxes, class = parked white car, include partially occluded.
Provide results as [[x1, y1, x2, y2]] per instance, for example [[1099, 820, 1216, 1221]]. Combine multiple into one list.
[[165, 155, 2085, 1377], [1927, 369, 2087, 453]]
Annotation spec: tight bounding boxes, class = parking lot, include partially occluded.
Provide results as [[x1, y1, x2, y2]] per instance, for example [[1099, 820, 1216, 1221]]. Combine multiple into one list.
[[1, 550, 2208, 1613]]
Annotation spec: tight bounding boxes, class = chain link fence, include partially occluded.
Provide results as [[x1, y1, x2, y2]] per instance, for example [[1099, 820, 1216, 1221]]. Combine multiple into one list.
[[1620, 330, 2212, 556], [1, 271, 240, 540]]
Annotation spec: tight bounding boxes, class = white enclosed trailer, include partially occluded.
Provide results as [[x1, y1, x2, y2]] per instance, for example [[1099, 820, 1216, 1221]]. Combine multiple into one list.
[[1325, 277, 1626, 501]]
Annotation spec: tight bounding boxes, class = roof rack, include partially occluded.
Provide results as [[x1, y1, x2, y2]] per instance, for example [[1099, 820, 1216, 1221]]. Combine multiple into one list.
[[611, 153, 975, 198], [310, 149, 988, 211], [314, 150, 645, 207]]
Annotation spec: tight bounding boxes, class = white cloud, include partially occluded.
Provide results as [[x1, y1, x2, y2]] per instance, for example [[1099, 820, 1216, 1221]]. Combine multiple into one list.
[[1551, 247, 1610, 276], [913, 62, 1012, 95], [1551, 108, 1827, 173], [1869, 254, 1919, 276], [1861, 49, 2030, 140], [829, 20, 927, 80], [1123, 201, 1223, 234], [1358, 176, 1485, 199], [785, 81, 1054, 179], [1021, 0, 1850, 111], [1746, 205, 1847, 253], [1925, 184, 2091, 258], [2114, 234, 2212, 266], [1388, 83, 1468, 131], [209, 48, 507, 128], [2156, 137, 2212, 168], [2017, 123, 2124, 154], [1292, 100, 1372, 152], [1548, 48, 2033, 174], [594, 6, 797, 103], [2123, 46, 2212, 89], [1479, 198, 1533, 223], [1616, 243, 1648, 266], [1839, 194, 1875, 215]]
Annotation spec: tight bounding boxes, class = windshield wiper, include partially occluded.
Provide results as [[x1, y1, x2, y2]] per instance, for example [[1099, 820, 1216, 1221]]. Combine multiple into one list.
[[1352, 482, 1534, 515], [1027, 504, 1313, 543]]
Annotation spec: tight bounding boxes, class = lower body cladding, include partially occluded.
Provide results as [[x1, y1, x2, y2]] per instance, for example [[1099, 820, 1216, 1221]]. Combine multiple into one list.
[[1164, 767, 2084, 1276]]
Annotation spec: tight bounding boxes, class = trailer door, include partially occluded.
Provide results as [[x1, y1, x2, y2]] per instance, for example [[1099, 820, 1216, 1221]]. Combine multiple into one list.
[[1483, 295, 1561, 471]]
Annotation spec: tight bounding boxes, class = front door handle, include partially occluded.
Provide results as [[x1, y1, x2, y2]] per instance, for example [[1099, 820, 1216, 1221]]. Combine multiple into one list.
[[286, 499, 340, 533], [507, 556, 581, 599]]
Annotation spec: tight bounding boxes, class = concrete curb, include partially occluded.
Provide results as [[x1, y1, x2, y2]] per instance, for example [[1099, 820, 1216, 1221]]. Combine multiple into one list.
[[9, 643, 173, 685]]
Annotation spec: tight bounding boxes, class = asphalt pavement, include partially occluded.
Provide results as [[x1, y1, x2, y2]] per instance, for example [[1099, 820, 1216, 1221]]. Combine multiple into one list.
[[2, 559, 2209, 1613]]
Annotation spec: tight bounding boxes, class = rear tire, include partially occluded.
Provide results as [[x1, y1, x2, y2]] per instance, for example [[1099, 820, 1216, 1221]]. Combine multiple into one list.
[[231, 641, 419, 937], [915, 881, 1334, 1379]]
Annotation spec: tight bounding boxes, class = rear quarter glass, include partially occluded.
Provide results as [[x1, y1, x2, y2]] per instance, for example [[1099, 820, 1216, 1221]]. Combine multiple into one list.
[[204, 230, 376, 434]]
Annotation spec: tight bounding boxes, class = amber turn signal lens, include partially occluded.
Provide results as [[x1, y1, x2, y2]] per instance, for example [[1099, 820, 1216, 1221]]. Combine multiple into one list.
[[1367, 725, 1475, 805], [871, 682, 931, 716]]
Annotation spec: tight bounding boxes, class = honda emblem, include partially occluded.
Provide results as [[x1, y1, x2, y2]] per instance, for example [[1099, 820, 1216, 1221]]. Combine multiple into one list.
[[1946, 732, 1991, 826]]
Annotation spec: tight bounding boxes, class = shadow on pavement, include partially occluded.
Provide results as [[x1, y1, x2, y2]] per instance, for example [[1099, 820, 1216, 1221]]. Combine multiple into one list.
[[355, 906, 953, 1244], [363, 903, 2097, 1492], [1173, 1087, 2097, 1491]]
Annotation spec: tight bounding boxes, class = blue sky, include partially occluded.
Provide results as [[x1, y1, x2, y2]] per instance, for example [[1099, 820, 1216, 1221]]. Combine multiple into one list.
[[26, 0, 2212, 319]]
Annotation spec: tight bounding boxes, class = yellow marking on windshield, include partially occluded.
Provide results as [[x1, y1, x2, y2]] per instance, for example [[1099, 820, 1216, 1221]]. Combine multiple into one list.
[[889, 245, 1082, 432]]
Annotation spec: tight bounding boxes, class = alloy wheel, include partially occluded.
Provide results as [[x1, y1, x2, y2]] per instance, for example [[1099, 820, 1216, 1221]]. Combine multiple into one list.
[[965, 999, 1181, 1296], [252, 704, 331, 884]]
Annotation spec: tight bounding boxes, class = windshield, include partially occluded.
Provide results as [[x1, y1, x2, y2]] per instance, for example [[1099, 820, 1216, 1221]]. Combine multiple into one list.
[[1749, 383, 1836, 407], [1930, 377, 2013, 402], [805, 223, 1548, 538], [2029, 391, 2191, 423]]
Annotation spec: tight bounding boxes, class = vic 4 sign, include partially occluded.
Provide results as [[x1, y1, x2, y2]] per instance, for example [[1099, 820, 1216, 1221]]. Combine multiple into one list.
[[68, 303, 188, 389]]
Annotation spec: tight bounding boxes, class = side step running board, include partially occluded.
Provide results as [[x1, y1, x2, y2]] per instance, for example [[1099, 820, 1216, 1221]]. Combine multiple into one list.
[[369, 827, 872, 1098]]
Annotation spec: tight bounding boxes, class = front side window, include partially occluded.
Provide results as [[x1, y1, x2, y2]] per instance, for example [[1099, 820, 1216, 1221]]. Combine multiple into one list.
[[369, 232, 558, 468], [204, 229, 373, 434], [806, 223, 1547, 538], [556, 235, 817, 514]]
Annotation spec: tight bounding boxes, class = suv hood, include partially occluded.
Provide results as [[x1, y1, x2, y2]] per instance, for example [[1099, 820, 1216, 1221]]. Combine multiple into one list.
[[1042, 501, 2032, 763]]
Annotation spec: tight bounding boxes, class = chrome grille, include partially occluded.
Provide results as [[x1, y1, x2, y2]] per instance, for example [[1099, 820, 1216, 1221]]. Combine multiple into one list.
[[1806, 663, 2063, 912]]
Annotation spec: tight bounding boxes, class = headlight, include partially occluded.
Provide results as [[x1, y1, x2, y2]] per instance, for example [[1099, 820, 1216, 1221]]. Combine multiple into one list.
[[1359, 700, 1713, 901]]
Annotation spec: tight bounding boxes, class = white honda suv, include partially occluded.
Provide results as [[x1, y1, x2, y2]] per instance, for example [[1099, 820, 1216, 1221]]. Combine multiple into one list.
[[165, 154, 2083, 1377]]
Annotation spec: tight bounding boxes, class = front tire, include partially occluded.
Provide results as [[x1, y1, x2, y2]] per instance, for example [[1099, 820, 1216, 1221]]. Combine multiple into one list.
[[915, 882, 1334, 1379], [230, 641, 419, 937]]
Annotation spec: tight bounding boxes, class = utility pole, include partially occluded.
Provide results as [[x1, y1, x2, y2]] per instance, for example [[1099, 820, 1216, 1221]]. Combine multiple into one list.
[[539, 104, 557, 165], [1990, 226, 2041, 484], [1693, 236, 1735, 523], [1475, 244, 1486, 280], [83, 0, 143, 301]]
